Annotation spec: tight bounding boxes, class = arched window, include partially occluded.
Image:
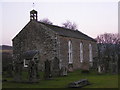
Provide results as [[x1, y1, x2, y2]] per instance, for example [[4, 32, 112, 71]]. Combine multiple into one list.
[[68, 40, 73, 64], [80, 42, 83, 63], [89, 44, 93, 62]]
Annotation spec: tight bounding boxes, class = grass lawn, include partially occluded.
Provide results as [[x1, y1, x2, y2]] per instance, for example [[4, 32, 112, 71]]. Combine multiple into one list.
[[2, 70, 118, 88]]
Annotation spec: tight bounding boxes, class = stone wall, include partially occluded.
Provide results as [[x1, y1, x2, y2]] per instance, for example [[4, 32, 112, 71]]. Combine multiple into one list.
[[58, 35, 97, 71], [13, 20, 97, 72], [12, 21, 58, 71]]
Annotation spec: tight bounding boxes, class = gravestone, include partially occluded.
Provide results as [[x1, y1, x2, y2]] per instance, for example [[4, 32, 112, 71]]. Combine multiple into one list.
[[81, 61, 89, 73], [35, 59, 39, 79], [13, 61, 23, 82], [68, 79, 91, 88], [44, 59, 51, 79], [98, 65, 102, 73], [52, 57, 60, 77], [68, 64, 73, 72], [28, 60, 38, 83], [60, 66, 67, 76]]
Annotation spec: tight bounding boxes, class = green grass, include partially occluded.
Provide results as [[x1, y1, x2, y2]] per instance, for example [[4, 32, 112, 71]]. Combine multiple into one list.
[[2, 70, 118, 88]]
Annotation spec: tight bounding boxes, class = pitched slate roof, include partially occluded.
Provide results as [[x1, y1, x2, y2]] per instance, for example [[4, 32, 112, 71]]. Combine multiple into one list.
[[22, 50, 39, 60], [38, 21, 96, 42]]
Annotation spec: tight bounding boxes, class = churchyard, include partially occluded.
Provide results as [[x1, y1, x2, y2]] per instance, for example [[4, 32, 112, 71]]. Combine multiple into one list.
[[2, 70, 118, 88]]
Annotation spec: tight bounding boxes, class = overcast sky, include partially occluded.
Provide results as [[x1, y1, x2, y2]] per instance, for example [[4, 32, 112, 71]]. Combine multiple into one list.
[[0, 0, 118, 46]]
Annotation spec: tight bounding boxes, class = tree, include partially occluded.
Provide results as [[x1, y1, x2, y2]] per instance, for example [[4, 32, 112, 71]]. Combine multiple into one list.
[[95, 33, 120, 73], [62, 20, 78, 30], [95, 33, 120, 44], [40, 18, 53, 25]]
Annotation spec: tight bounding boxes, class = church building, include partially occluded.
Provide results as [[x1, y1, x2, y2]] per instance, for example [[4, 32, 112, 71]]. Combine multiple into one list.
[[12, 10, 97, 75]]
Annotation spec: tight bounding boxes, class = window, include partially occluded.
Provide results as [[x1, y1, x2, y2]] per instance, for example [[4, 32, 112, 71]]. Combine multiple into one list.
[[68, 40, 73, 64], [24, 59, 29, 67], [59, 59, 62, 69], [80, 42, 83, 63], [89, 44, 93, 62]]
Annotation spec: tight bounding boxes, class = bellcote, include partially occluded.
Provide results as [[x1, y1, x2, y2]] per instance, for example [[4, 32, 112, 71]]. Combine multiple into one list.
[[30, 10, 38, 21]]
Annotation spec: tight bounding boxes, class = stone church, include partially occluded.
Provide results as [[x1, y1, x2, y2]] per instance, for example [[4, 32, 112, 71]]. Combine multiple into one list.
[[12, 10, 97, 75]]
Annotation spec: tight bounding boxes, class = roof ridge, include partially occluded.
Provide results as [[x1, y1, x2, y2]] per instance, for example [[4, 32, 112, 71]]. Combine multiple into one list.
[[38, 21, 79, 32], [37, 21, 96, 42]]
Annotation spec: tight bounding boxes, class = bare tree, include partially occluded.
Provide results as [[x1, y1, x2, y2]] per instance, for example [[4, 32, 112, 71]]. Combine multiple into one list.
[[95, 33, 120, 44], [62, 20, 78, 30], [40, 18, 53, 25], [95, 33, 120, 73]]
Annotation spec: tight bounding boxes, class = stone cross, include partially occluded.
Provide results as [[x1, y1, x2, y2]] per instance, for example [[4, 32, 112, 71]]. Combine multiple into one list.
[[44, 59, 51, 79], [60, 66, 67, 76], [28, 60, 38, 83], [52, 57, 60, 76]]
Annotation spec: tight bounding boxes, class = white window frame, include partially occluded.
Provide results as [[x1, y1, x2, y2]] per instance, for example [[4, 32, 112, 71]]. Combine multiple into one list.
[[59, 60, 62, 69], [80, 42, 83, 63], [68, 40, 73, 64], [89, 44, 93, 62], [24, 59, 28, 67]]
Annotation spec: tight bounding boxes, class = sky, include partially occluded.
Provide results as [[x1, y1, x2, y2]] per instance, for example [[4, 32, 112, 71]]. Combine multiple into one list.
[[0, 0, 119, 46]]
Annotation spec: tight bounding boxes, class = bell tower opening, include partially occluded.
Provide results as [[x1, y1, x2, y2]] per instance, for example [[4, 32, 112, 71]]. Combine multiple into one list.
[[30, 9, 38, 21]]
